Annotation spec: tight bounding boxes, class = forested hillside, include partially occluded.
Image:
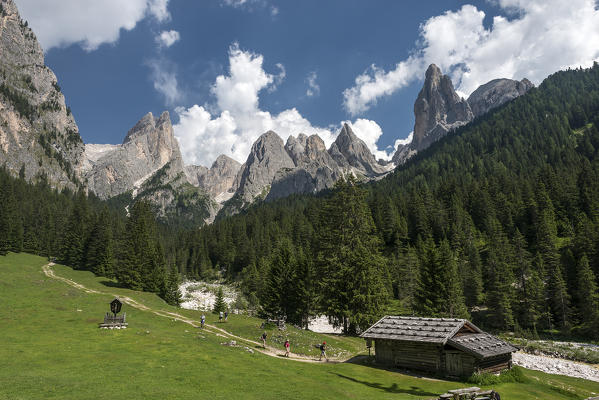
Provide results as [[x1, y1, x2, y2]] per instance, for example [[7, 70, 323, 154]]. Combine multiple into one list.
[[175, 64, 599, 337], [0, 170, 181, 305]]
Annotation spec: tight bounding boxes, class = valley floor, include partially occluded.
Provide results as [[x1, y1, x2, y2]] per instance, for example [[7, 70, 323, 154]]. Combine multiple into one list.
[[2, 253, 599, 399]]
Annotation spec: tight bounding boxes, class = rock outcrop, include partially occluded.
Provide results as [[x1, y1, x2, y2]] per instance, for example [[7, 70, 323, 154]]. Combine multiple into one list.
[[329, 123, 388, 176], [184, 154, 241, 203], [467, 78, 533, 118], [84, 111, 183, 199], [412, 64, 473, 152], [234, 131, 295, 204], [0, 0, 84, 189], [392, 64, 532, 166]]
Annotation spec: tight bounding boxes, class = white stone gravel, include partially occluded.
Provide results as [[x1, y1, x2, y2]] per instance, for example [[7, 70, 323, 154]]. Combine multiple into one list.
[[307, 315, 343, 334], [179, 281, 237, 311], [513, 352, 599, 382]]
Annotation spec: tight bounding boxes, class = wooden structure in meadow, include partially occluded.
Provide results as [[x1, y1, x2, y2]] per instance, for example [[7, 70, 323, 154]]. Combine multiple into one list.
[[361, 316, 517, 377]]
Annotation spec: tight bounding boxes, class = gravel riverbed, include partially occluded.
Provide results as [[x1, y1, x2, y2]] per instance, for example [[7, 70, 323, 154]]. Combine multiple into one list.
[[513, 352, 599, 382]]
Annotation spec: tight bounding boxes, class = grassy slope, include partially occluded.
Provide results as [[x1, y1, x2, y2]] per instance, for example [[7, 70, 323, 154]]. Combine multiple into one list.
[[48, 262, 365, 358], [1, 253, 599, 400]]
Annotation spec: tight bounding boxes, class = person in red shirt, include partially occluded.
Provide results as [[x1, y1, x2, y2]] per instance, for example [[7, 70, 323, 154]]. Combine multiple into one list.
[[284, 339, 290, 357]]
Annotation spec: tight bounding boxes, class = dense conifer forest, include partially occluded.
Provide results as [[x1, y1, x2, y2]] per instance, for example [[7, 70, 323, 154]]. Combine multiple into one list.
[[2, 64, 599, 338], [0, 171, 181, 305]]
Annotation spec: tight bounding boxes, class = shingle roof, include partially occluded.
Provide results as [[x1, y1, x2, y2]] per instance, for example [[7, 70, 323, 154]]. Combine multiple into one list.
[[360, 316, 482, 344], [447, 333, 518, 359]]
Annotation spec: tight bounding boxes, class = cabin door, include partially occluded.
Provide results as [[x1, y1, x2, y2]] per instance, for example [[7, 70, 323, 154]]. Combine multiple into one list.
[[445, 352, 462, 376]]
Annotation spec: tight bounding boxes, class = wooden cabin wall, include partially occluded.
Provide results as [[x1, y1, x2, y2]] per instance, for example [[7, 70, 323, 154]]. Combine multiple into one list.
[[374, 339, 442, 372], [476, 354, 512, 373]]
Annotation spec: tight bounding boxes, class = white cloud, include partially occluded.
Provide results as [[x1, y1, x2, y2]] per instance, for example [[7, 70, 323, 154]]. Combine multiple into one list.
[[15, 0, 171, 51], [343, 0, 599, 115], [148, 0, 170, 22], [174, 45, 393, 166], [156, 30, 180, 48], [394, 132, 413, 149], [306, 71, 320, 97], [147, 59, 181, 106], [222, 0, 249, 7]]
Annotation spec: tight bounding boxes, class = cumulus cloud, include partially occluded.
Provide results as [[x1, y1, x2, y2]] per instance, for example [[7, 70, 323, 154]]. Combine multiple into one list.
[[394, 132, 413, 149], [306, 71, 320, 97], [156, 30, 180, 48], [174, 45, 392, 166], [343, 0, 599, 115], [15, 0, 171, 51], [147, 58, 181, 106]]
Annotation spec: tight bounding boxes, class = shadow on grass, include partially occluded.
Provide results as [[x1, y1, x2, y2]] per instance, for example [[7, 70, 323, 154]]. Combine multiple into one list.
[[333, 373, 439, 396], [99, 280, 125, 288], [344, 355, 454, 381]]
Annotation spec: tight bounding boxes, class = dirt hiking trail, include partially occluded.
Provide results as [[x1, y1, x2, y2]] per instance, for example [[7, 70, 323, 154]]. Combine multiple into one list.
[[42, 263, 344, 364]]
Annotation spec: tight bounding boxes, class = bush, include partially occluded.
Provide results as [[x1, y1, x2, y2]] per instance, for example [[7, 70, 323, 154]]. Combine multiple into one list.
[[467, 366, 529, 386]]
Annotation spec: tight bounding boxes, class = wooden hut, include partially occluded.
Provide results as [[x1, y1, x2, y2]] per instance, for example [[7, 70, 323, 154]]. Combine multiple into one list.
[[360, 316, 517, 377]]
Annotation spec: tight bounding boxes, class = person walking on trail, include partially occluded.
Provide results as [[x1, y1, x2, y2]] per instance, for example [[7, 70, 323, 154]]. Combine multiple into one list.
[[200, 314, 205, 328], [219, 311, 223, 322], [284, 339, 290, 357], [224, 311, 228, 321], [261, 332, 267, 348], [319, 341, 327, 361]]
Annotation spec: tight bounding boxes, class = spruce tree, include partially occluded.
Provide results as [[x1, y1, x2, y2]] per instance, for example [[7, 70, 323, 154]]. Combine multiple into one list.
[[439, 240, 469, 318], [576, 254, 599, 336], [315, 175, 389, 333], [162, 267, 182, 306], [414, 236, 445, 316], [213, 287, 227, 314]]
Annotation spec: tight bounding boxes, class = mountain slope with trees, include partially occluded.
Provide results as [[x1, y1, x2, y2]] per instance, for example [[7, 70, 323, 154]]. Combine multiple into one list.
[[175, 63, 599, 337]]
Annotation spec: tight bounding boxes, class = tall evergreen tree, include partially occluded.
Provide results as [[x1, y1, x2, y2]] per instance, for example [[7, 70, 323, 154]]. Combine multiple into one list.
[[213, 287, 227, 314], [575, 254, 599, 337], [316, 176, 389, 333]]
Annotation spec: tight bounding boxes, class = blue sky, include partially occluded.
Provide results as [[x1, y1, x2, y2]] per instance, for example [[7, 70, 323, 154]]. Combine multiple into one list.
[[15, 0, 599, 167]]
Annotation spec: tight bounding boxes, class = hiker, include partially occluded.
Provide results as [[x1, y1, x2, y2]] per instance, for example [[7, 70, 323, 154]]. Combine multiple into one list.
[[201, 314, 205, 328], [284, 339, 290, 357], [219, 311, 223, 322], [319, 341, 327, 361], [261, 332, 267, 348], [224, 311, 228, 321]]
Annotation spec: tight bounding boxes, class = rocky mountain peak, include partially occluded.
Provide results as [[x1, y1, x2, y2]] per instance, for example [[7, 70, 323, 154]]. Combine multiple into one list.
[[467, 78, 534, 118], [412, 64, 473, 151], [0, 0, 85, 189], [328, 123, 387, 176], [235, 130, 294, 203], [84, 111, 182, 199], [124, 112, 156, 143]]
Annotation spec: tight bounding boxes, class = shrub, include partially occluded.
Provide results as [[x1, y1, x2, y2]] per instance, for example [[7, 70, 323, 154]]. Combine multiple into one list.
[[467, 366, 529, 386]]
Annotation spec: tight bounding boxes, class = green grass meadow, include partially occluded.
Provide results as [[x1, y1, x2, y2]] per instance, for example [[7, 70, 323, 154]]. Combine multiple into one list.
[[2, 253, 599, 399]]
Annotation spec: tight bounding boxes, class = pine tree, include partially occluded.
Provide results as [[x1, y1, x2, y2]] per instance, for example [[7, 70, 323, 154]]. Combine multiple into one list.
[[213, 287, 227, 314], [85, 208, 114, 276], [576, 254, 599, 337], [414, 236, 445, 316], [546, 262, 571, 330], [162, 267, 182, 306], [439, 240, 469, 318], [315, 175, 389, 333]]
